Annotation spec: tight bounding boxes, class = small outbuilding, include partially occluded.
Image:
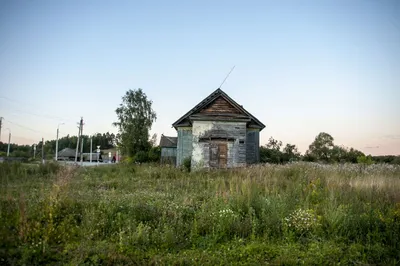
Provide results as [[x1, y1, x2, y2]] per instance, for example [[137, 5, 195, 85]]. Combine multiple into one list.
[[159, 134, 177, 164]]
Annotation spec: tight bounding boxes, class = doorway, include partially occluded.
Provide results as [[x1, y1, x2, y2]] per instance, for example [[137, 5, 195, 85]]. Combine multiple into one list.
[[209, 142, 227, 168]]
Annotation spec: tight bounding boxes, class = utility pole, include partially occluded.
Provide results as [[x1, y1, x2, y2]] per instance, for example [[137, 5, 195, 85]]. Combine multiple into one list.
[[41, 137, 44, 164], [75, 117, 83, 162], [96, 145, 100, 166], [0, 117, 3, 143], [90, 136, 93, 163], [79, 118, 84, 166], [80, 137, 84, 166], [55, 123, 64, 161], [6, 128, 11, 157]]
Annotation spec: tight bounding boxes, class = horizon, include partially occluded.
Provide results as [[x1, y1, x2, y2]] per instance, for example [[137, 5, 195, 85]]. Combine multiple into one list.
[[0, 0, 399, 156]]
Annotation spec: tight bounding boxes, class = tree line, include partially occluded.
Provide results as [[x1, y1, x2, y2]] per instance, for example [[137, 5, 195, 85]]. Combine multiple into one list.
[[2, 88, 399, 165], [260, 132, 400, 165], [0, 132, 117, 159]]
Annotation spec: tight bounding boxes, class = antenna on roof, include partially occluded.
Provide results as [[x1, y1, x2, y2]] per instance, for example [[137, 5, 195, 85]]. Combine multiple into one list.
[[219, 65, 235, 89]]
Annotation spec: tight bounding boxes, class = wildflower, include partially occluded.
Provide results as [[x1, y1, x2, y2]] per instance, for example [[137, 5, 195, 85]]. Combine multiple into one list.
[[283, 208, 320, 234]]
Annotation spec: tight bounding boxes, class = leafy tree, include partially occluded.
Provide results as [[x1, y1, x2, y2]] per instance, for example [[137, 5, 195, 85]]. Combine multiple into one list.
[[331, 145, 348, 163], [134, 151, 149, 163], [113, 89, 157, 157], [260, 137, 283, 164], [357, 155, 374, 165], [148, 146, 161, 162], [266, 137, 282, 151], [149, 133, 158, 147], [260, 137, 299, 164], [346, 147, 365, 163], [282, 143, 301, 162], [303, 151, 316, 162], [306, 132, 335, 162], [372, 155, 400, 165]]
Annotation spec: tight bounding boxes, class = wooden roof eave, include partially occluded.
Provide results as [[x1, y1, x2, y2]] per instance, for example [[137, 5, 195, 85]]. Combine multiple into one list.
[[172, 88, 266, 131]]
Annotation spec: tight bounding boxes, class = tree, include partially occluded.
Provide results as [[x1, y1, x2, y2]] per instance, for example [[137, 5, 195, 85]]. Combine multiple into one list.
[[148, 146, 161, 162], [260, 137, 284, 164], [331, 145, 348, 163], [149, 133, 158, 147], [306, 132, 335, 162], [113, 89, 157, 157], [266, 137, 282, 151], [282, 143, 301, 162], [346, 147, 365, 163], [357, 155, 374, 165]]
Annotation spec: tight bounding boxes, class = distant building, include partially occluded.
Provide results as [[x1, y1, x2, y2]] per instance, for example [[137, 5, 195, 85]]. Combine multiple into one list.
[[172, 88, 265, 169], [57, 148, 76, 161], [57, 148, 102, 162], [159, 135, 177, 164], [82, 153, 103, 162]]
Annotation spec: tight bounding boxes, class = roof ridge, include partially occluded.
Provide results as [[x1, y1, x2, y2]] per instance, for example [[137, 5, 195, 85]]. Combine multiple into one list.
[[172, 88, 265, 130]]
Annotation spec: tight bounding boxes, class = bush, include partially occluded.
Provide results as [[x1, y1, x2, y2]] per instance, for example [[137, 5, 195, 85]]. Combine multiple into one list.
[[357, 155, 374, 165], [182, 157, 191, 172], [134, 151, 148, 163], [147, 146, 161, 162]]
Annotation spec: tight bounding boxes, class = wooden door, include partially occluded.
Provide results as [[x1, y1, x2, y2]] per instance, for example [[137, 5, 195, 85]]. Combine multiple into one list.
[[218, 143, 227, 168], [209, 145, 219, 168], [209, 142, 228, 168]]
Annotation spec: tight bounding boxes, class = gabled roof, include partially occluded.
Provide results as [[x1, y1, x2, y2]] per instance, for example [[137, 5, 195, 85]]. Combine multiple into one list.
[[58, 148, 76, 157], [172, 88, 265, 130], [159, 135, 178, 148]]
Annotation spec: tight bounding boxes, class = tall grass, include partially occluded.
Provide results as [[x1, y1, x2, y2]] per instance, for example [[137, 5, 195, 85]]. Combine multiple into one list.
[[1, 162, 399, 265]]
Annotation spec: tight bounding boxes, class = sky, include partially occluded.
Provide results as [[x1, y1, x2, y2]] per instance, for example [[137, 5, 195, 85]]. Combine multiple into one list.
[[0, 0, 399, 156]]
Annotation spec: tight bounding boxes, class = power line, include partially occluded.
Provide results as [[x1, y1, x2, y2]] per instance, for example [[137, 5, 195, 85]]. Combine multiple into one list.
[[0, 134, 39, 145], [0, 96, 73, 123], [3, 119, 47, 135], [0, 96, 42, 109], [5, 109, 74, 123]]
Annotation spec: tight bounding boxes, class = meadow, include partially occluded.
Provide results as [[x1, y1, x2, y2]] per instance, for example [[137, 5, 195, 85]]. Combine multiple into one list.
[[1, 162, 400, 265]]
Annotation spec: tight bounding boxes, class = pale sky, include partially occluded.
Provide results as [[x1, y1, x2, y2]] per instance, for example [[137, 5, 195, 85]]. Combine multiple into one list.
[[0, 0, 399, 155]]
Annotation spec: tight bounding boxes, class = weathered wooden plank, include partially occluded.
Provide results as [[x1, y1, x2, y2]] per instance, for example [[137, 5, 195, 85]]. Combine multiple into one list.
[[191, 121, 247, 169], [176, 128, 193, 166], [199, 97, 242, 114], [246, 130, 260, 164]]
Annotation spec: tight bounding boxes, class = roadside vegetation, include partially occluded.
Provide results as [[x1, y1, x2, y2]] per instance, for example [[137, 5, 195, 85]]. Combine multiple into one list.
[[1, 161, 400, 265]]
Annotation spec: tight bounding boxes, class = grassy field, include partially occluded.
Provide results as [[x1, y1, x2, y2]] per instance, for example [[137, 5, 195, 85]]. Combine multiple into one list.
[[1, 162, 400, 265]]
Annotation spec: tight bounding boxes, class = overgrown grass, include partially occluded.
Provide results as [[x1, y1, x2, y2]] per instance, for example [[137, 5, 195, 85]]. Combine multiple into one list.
[[1, 162, 400, 265]]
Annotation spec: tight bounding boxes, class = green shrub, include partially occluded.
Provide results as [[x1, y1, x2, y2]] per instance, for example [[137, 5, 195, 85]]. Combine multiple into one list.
[[147, 146, 161, 162], [134, 151, 148, 163], [357, 155, 374, 165], [182, 156, 191, 172]]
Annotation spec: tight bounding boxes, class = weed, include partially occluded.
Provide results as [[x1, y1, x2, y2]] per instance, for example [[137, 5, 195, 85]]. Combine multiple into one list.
[[0, 162, 399, 264]]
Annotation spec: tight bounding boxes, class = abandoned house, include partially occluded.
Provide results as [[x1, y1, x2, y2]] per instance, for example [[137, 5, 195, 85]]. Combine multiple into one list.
[[172, 88, 265, 169], [159, 134, 177, 164]]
